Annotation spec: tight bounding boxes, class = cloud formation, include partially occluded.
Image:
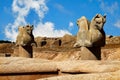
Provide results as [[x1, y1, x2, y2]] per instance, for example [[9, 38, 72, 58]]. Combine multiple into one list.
[[34, 22, 71, 37], [69, 22, 74, 27], [99, 0, 120, 30], [5, 0, 71, 41], [114, 20, 120, 28], [99, 1, 118, 14], [54, 3, 72, 15]]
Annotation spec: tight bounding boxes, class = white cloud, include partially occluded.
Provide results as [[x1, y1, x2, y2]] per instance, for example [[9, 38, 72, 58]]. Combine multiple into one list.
[[69, 22, 74, 27], [114, 20, 120, 28], [99, 1, 119, 14], [68, 21, 74, 31], [54, 3, 72, 15], [33, 22, 71, 37], [5, 0, 71, 41], [55, 3, 64, 11]]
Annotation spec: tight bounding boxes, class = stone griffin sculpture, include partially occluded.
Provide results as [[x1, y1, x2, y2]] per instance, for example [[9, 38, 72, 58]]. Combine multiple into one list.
[[74, 14, 106, 47], [16, 24, 36, 46]]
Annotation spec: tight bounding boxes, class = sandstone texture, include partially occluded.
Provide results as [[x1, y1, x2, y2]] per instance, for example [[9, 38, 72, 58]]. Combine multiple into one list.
[[2, 57, 120, 74], [1, 35, 120, 60], [0, 57, 120, 80], [38, 71, 120, 80], [0, 35, 120, 80], [106, 36, 120, 44]]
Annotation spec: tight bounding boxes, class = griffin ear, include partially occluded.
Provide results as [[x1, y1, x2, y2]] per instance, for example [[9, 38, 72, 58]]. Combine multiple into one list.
[[95, 14, 99, 18], [103, 14, 106, 22], [31, 25, 34, 27], [103, 15, 106, 18], [31, 25, 34, 29], [93, 14, 99, 20]]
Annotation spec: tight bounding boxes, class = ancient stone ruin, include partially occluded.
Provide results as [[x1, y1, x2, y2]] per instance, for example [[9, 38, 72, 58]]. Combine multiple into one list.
[[74, 14, 106, 60], [15, 24, 36, 58], [1, 14, 120, 80]]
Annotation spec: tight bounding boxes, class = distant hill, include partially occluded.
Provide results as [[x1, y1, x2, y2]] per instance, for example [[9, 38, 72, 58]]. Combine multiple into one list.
[[0, 40, 12, 43]]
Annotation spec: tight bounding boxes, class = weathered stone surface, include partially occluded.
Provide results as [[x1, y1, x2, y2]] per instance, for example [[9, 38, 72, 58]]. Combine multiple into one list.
[[18, 46, 33, 58], [74, 16, 90, 47], [33, 35, 120, 48], [33, 47, 119, 60], [38, 70, 120, 80], [15, 25, 36, 58], [1, 57, 120, 74], [61, 34, 76, 47], [101, 48, 120, 60], [74, 14, 106, 47], [0, 43, 14, 53], [34, 37, 44, 47], [13, 46, 33, 58], [57, 60, 120, 73], [1, 35, 120, 58], [51, 39, 62, 47], [0, 73, 58, 80], [73, 14, 106, 60], [0, 57, 57, 73], [33, 47, 100, 60], [53, 51, 81, 61], [107, 48, 120, 60], [106, 36, 120, 45], [80, 47, 97, 60], [33, 47, 99, 60], [16, 25, 35, 46], [4, 43, 120, 61], [89, 14, 106, 47], [1, 57, 120, 80], [33, 48, 82, 60]]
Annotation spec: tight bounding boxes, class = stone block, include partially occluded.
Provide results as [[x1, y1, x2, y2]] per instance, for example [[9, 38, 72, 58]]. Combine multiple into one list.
[[80, 47, 97, 60]]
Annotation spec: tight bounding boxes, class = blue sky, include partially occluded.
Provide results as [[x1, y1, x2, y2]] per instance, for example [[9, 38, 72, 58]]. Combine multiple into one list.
[[0, 0, 120, 41]]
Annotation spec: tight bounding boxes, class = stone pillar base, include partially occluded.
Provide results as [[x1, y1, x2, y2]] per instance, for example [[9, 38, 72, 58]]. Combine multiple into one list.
[[19, 46, 33, 58], [80, 47, 101, 60]]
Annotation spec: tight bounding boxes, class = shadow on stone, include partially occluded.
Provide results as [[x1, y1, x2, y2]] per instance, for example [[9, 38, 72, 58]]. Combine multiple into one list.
[[88, 47, 101, 60], [19, 46, 33, 58]]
